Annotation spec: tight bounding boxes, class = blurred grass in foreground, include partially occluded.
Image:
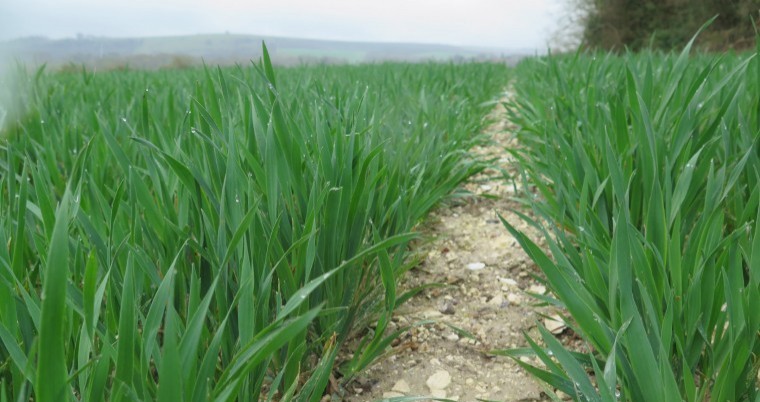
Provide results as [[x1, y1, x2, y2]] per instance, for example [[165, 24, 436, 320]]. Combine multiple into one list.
[[0, 46, 508, 401], [497, 31, 760, 401]]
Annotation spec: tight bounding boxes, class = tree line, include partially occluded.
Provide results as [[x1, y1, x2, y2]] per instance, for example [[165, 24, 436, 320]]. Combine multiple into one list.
[[577, 0, 758, 50]]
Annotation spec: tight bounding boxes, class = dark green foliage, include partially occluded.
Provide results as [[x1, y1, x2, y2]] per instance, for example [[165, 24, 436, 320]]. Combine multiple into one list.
[[579, 0, 758, 50]]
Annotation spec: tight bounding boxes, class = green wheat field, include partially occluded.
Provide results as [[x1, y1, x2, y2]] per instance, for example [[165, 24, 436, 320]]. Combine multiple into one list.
[[1, 36, 759, 401]]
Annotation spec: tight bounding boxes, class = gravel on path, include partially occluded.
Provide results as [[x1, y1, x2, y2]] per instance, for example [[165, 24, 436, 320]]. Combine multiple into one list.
[[343, 91, 557, 402]]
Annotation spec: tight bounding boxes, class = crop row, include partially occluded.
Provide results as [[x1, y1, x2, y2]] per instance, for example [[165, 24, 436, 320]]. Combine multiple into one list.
[[0, 48, 508, 401], [502, 35, 760, 401]]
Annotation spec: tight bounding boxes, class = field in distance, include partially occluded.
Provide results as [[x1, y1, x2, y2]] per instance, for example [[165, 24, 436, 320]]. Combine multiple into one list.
[[1, 33, 530, 69]]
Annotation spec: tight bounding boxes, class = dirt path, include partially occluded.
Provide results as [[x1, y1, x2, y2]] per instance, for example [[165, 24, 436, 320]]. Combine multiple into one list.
[[345, 91, 553, 402]]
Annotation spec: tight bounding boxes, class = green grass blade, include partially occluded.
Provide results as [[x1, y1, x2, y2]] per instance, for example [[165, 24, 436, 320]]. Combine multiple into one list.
[[36, 189, 74, 402]]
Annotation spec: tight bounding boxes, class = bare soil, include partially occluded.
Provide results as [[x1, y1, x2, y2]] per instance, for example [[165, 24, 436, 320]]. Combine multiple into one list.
[[342, 92, 559, 402]]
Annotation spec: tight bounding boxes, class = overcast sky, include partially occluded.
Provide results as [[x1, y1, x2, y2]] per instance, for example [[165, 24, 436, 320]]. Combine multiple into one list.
[[0, 0, 566, 49]]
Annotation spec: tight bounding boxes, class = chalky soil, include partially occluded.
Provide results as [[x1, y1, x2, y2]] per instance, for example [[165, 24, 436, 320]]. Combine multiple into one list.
[[346, 92, 553, 402]]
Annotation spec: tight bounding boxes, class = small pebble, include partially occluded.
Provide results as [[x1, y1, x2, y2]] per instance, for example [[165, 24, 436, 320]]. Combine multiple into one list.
[[500, 277, 518, 286], [467, 262, 486, 270], [426, 370, 452, 390], [545, 314, 566, 334], [488, 293, 504, 306], [392, 379, 410, 393], [528, 284, 547, 294], [439, 301, 456, 315]]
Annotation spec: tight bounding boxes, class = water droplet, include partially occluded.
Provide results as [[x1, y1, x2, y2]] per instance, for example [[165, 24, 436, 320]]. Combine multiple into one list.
[[121, 117, 127, 123], [547, 350, 554, 356], [71, 148, 78, 155], [235, 194, 240, 203], [423, 122, 429, 128], [40, 119, 45, 124]]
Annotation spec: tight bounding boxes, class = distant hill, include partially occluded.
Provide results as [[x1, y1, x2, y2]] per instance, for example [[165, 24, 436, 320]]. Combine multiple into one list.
[[0, 34, 532, 69]]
